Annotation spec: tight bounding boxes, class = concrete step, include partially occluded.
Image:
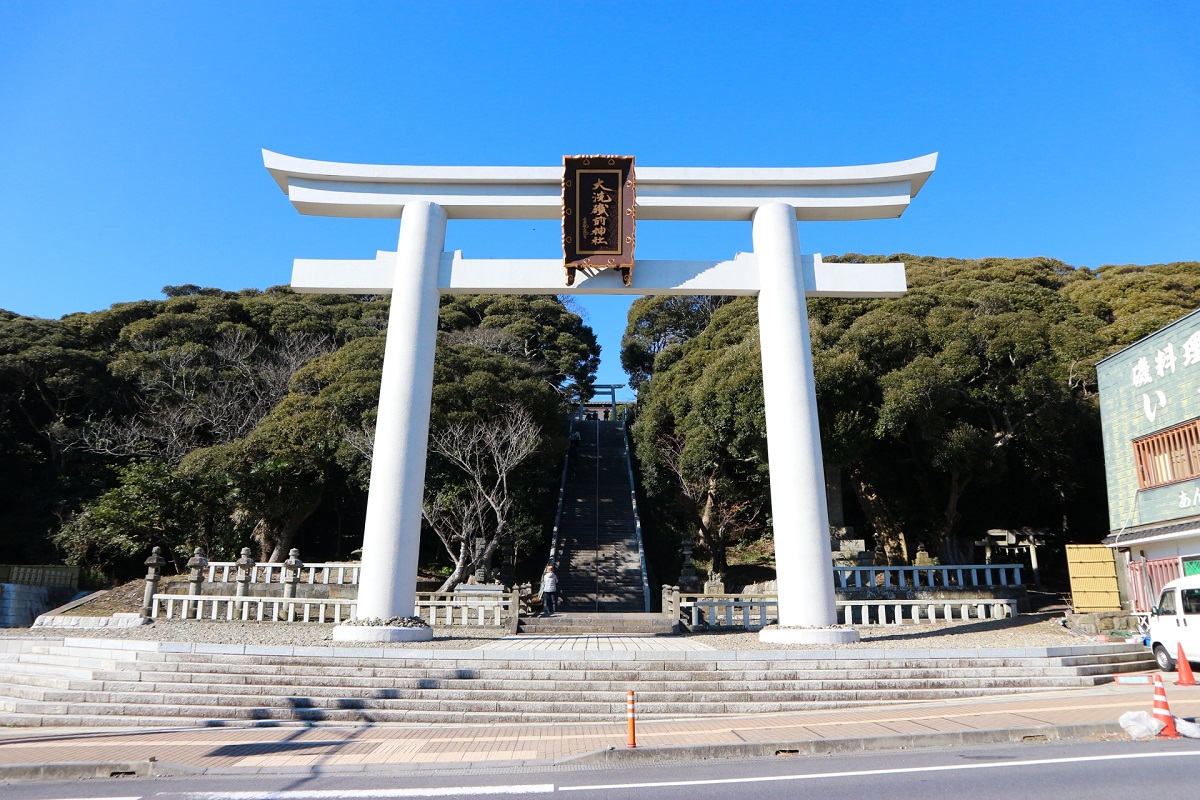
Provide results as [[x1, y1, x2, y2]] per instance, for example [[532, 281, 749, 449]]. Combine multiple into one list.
[[517, 614, 671, 635], [0, 658, 105, 682], [0, 686, 1082, 729], [0, 671, 1099, 710], [94, 651, 1146, 675], [87, 663, 1122, 689], [75, 671, 1099, 700], [0, 682, 1077, 724], [65, 660, 1118, 686], [14, 652, 129, 670], [0, 639, 1151, 728]]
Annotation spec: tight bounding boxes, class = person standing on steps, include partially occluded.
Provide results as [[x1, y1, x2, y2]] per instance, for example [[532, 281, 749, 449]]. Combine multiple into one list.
[[540, 565, 558, 617]]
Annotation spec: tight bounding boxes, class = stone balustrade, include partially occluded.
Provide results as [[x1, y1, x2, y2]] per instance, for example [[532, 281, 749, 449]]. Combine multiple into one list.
[[670, 592, 1020, 631], [206, 560, 360, 586], [833, 564, 1023, 589], [149, 590, 518, 626]]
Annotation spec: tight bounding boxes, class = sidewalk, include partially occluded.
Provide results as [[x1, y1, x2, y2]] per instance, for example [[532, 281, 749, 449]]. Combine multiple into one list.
[[1, 679, 1197, 779]]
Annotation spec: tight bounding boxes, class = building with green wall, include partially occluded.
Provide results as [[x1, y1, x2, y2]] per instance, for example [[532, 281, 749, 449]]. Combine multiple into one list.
[[1099, 308, 1200, 610]]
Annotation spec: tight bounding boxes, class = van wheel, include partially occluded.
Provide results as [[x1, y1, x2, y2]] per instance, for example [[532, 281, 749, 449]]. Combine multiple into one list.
[[1154, 644, 1177, 672]]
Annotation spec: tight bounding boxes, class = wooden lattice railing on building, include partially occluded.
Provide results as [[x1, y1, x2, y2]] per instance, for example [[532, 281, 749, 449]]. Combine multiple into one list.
[[1133, 418, 1200, 489]]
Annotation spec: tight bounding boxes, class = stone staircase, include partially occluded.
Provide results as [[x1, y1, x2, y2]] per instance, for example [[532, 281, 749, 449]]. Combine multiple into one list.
[[0, 638, 1157, 727], [551, 420, 646, 614]]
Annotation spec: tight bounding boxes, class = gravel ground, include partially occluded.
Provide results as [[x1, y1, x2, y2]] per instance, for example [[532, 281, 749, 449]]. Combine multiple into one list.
[[0, 620, 513, 649], [682, 614, 1114, 650], [0, 613, 1126, 651]]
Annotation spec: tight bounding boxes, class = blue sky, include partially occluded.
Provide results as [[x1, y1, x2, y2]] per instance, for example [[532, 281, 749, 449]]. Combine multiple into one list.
[[2, 3, 1197, 398]]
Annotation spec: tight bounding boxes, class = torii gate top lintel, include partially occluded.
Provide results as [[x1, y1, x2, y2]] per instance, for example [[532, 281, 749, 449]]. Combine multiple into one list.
[[262, 149, 937, 222]]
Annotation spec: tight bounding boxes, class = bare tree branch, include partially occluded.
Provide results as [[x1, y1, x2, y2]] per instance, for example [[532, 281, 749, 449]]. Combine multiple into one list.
[[424, 404, 542, 590]]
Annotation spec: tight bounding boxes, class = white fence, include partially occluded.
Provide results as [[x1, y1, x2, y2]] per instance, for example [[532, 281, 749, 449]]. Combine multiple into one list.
[[151, 590, 516, 626], [678, 594, 1019, 631], [840, 598, 1019, 625], [152, 594, 358, 624], [833, 564, 1022, 589], [414, 592, 513, 627], [205, 562, 360, 586], [0, 565, 79, 589]]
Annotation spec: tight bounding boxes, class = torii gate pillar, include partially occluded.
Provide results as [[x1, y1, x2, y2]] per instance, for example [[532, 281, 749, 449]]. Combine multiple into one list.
[[353, 201, 445, 638], [755, 204, 848, 642]]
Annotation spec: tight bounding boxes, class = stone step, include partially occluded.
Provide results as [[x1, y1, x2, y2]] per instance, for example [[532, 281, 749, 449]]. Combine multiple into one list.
[[71, 670, 1102, 700], [14, 652, 128, 670], [83, 660, 1121, 683], [91, 651, 1129, 675], [0, 683, 1073, 724], [0, 671, 76, 691], [0, 671, 1099, 714], [0, 658, 105, 682], [84, 651, 1148, 675], [92, 663, 1121, 690], [0, 639, 1151, 727]]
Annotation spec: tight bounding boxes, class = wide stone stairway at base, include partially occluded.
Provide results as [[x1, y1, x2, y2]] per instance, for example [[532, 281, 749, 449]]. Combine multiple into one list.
[[546, 420, 646, 620], [0, 639, 1156, 727]]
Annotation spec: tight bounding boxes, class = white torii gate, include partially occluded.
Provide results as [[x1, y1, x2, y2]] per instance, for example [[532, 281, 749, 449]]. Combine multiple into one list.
[[264, 150, 937, 643]]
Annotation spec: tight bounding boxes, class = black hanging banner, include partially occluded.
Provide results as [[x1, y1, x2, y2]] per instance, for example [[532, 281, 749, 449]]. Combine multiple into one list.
[[562, 155, 635, 286]]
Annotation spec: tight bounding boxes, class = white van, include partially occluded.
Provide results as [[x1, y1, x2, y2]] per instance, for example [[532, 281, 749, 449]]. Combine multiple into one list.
[[1148, 573, 1200, 671]]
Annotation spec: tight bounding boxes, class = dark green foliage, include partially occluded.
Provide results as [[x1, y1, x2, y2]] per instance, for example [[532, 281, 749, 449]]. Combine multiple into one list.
[[7, 287, 596, 584], [619, 296, 732, 392], [631, 256, 1200, 576], [632, 299, 768, 574]]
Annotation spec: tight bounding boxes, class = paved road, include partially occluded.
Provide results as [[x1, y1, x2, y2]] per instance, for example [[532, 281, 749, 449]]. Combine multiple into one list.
[[3, 740, 1200, 799]]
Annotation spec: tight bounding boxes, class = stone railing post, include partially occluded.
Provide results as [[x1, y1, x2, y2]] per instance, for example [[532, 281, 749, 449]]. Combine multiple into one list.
[[141, 546, 166, 620], [186, 546, 208, 619], [508, 587, 522, 632], [283, 548, 303, 601], [662, 585, 679, 620], [235, 547, 255, 598]]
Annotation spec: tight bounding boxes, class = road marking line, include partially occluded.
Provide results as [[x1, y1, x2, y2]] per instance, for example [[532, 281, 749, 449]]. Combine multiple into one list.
[[171, 786, 554, 799], [561, 750, 1200, 791]]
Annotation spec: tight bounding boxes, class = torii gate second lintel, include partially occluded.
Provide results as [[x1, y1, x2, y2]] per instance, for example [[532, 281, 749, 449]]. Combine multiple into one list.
[[265, 152, 937, 644]]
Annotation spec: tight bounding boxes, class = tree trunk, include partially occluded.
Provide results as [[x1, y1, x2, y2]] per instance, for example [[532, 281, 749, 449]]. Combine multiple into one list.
[[438, 539, 471, 592], [697, 477, 727, 573], [266, 489, 324, 563], [935, 469, 972, 564], [848, 464, 909, 565], [252, 518, 278, 563]]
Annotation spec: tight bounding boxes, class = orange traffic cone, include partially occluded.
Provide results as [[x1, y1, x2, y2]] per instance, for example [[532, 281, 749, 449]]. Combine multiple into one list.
[[1153, 673, 1180, 738], [1177, 644, 1197, 687]]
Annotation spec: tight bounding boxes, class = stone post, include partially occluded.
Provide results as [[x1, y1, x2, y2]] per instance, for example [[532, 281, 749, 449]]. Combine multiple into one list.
[[499, 535, 516, 588], [283, 548, 303, 600], [185, 546, 207, 620], [678, 539, 700, 593], [661, 585, 680, 620], [235, 547, 255, 598], [282, 548, 303, 622], [473, 539, 488, 584], [141, 546, 166, 620]]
